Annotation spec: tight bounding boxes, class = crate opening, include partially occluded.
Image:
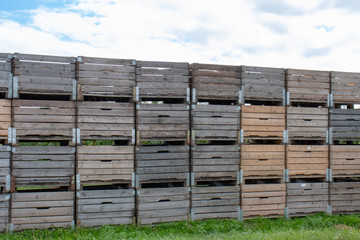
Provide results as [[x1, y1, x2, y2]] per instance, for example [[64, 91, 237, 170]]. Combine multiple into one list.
[[0, 93, 6, 99], [290, 178, 326, 183], [197, 99, 237, 105], [141, 98, 185, 104], [245, 139, 283, 145], [334, 103, 360, 109], [333, 177, 360, 183], [195, 140, 237, 145], [82, 183, 131, 190], [16, 186, 71, 192], [244, 178, 282, 184], [19, 94, 71, 101], [290, 102, 326, 108], [18, 141, 67, 146], [333, 140, 360, 145], [141, 140, 186, 146], [195, 180, 236, 187], [244, 100, 283, 106], [140, 181, 185, 189], [83, 96, 131, 102], [290, 140, 326, 145]]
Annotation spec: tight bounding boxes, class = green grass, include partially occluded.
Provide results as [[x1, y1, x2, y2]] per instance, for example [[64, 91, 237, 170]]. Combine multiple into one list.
[[2, 214, 360, 240]]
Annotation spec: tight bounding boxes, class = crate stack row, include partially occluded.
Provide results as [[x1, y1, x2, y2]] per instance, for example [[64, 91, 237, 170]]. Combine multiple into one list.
[[0, 52, 360, 231]]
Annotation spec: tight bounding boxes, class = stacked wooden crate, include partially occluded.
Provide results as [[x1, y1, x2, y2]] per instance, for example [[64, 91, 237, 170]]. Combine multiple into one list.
[[0, 146, 11, 232], [76, 56, 136, 227], [0, 53, 12, 99]]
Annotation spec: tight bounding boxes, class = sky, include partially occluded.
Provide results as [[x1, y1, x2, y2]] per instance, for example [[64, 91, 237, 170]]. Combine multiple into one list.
[[0, 0, 360, 72]]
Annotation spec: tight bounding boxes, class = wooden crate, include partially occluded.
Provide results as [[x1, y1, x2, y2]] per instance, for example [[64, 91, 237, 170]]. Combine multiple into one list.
[[137, 187, 190, 225], [330, 109, 360, 141], [287, 182, 329, 216], [77, 56, 135, 100], [0, 99, 11, 141], [331, 71, 360, 104], [241, 183, 286, 219], [330, 181, 360, 214], [77, 102, 135, 141], [330, 145, 360, 177], [241, 145, 285, 178], [12, 100, 76, 144], [287, 145, 329, 177], [136, 144, 189, 185], [136, 61, 189, 101], [287, 107, 328, 141], [11, 191, 74, 231], [77, 146, 134, 186], [77, 189, 135, 227], [136, 104, 190, 143], [241, 105, 285, 141], [191, 186, 240, 220], [13, 53, 76, 100], [192, 104, 240, 141], [286, 69, 330, 104], [12, 146, 75, 188], [242, 66, 285, 103], [192, 144, 240, 182], [0, 194, 10, 232], [0, 146, 11, 191], [190, 63, 241, 102], [0, 53, 11, 98]]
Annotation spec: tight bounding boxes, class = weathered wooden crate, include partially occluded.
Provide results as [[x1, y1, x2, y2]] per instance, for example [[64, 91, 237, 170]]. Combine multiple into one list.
[[329, 109, 360, 142], [136, 144, 189, 186], [241, 145, 285, 178], [77, 56, 135, 100], [330, 145, 360, 177], [190, 63, 241, 103], [137, 187, 190, 225], [0, 146, 11, 191], [77, 146, 134, 186], [12, 100, 76, 144], [287, 145, 329, 178], [136, 104, 190, 143], [11, 191, 74, 231], [331, 71, 360, 104], [191, 104, 240, 141], [191, 143, 240, 183], [0, 99, 11, 141], [77, 188, 135, 227], [12, 146, 75, 189], [77, 102, 135, 141], [330, 181, 360, 214], [286, 69, 330, 105], [287, 107, 328, 141], [13, 53, 76, 100], [0, 53, 12, 98], [191, 186, 240, 220], [242, 66, 285, 103], [241, 182, 286, 219], [0, 194, 10, 232], [287, 181, 329, 217], [136, 61, 189, 101], [241, 105, 285, 141]]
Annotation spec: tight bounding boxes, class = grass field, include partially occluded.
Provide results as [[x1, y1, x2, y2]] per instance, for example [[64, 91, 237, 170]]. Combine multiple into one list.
[[1, 214, 360, 240]]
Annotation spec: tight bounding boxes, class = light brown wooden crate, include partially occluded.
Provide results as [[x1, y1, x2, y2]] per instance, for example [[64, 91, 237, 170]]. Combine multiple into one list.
[[0, 99, 11, 140], [330, 145, 360, 176], [330, 182, 360, 214]]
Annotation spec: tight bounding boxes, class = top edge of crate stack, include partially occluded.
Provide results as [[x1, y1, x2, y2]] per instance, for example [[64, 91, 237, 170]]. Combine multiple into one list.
[[13, 53, 76, 101], [190, 63, 241, 105], [0, 53, 13, 99], [136, 60, 190, 103]]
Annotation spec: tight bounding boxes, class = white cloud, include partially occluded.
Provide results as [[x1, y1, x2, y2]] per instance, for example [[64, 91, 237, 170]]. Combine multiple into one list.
[[0, 0, 360, 72]]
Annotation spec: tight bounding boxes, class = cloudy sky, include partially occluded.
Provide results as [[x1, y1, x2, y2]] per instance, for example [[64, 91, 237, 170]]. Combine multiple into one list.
[[0, 0, 360, 72]]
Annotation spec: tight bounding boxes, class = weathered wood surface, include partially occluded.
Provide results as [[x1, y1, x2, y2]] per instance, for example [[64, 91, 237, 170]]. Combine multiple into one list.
[[191, 63, 241, 102], [287, 107, 328, 140], [287, 145, 328, 177], [330, 182, 360, 214], [136, 145, 189, 183], [330, 146, 360, 176], [136, 104, 190, 143], [0, 53, 11, 97], [286, 69, 330, 103], [13, 53, 76, 98], [242, 183, 286, 218], [0, 100, 11, 140], [241, 105, 285, 140], [331, 71, 360, 103], [242, 66, 285, 102], [0, 146, 11, 189], [11, 191, 74, 231], [0, 194, 10, 232], [12, 146, 75, 188], [137, 187, 190, 225], [77, 56, 135, 99], [330, 109, 360, 140], [77, 146, 134, 185], [78, 102, 135, 141], [77, 189, 135, 227], [191, 186, 240, 220], [137, 61, 189, 100], [241, 145, 285, 178], [287, 182, 329, 216], [192, 144, 240, 181], [13, 100, 76, 143]]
